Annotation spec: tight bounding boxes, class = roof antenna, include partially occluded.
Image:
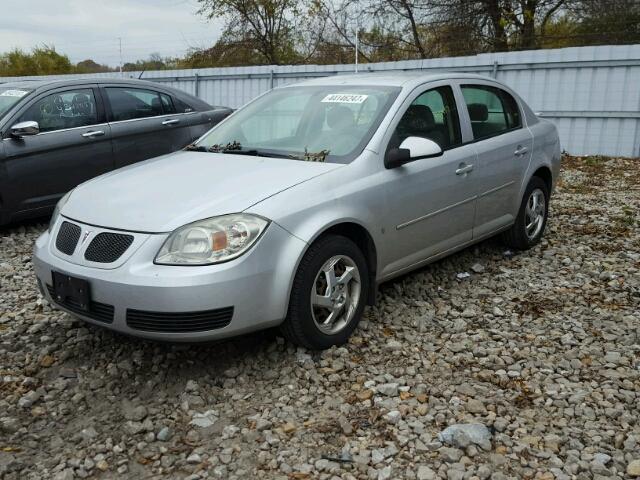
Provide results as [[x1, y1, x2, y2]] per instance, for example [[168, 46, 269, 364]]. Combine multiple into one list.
[[138, 70, 145, 80]]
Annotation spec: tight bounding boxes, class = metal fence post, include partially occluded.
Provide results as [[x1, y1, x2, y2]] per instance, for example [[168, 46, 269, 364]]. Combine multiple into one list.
[[194, 73, 200, 98], [491, 61, 499, 78], [270, 70, 274, 90]]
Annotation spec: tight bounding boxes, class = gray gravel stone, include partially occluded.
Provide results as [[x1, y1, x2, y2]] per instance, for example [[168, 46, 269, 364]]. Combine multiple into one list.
[[376, 383, 399, 396], [157, 426, 172, 441], [417, 465, 436, 480]]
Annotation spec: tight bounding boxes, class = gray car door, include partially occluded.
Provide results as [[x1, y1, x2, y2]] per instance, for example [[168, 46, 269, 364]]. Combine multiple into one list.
[[458, 83, 534, 238], [380, 83, 478, 276], [1, 85, 112, 215], [102, 86, 192, 169]]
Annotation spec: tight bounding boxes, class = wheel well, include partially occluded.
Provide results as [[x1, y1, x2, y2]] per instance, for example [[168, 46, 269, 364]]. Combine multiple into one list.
[[532, 166, 552, 192], [316, 222, 378, 305]]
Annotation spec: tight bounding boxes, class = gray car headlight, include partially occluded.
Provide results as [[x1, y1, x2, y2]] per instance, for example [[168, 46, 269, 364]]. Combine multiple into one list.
[[48, 190, 72, 233], [155, 214, 269, 265]]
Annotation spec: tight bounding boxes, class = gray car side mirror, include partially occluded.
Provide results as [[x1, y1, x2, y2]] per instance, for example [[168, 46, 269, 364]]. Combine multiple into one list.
[[400, 136, 442, 159], [11, 121, 40, 138], [385, 136, 443, 169]]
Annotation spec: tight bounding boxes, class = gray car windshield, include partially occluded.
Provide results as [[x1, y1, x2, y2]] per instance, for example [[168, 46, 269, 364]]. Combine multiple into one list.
[[196, 85, 400, 163], [0, 87, 33, 120]]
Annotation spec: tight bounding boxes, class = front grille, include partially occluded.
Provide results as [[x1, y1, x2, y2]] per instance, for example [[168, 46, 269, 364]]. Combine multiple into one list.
[[56, 221, 81, 255], [84, 232, 134, 263], [126, 307, 233, 333], [46, 285, 114, 324]]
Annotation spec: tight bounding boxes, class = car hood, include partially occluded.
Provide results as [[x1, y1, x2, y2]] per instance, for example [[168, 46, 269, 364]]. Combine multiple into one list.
[[62, 151, 343, 232]]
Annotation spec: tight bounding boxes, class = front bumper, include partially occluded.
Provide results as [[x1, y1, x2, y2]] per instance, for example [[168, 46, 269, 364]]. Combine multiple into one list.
[[33, 216, 307, 342]]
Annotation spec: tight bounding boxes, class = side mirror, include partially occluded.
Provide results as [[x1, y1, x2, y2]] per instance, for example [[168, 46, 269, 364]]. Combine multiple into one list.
[[11, 121, 39, 138], [384, 147, 411, 169], [399, 136, 442, 159], [385, 136, 443, 169]]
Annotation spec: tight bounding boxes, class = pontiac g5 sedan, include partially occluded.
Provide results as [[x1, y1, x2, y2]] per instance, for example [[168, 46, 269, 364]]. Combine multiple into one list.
[[33, 73, 561, 349]]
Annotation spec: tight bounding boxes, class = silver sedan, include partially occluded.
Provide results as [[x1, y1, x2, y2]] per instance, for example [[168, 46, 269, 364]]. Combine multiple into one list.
[[33, 73, 561, 349]]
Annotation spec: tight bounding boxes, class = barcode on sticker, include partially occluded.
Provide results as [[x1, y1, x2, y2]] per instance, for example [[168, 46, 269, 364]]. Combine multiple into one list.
[[321, 93, 368, 104]]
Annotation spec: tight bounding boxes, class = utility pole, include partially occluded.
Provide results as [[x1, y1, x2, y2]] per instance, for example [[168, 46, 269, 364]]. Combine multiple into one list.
[[118, 37, 123, 76], [355, 15, 359, 73]]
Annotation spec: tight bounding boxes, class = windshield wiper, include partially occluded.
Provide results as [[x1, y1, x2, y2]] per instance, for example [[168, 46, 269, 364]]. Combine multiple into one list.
[[289, 148, 331, 163], [208, 140, 243, 153], [207, 141, 289, 158], [222, 149, 259, 156], [184, 143, 207, 152], [189, 140, 294, 159]]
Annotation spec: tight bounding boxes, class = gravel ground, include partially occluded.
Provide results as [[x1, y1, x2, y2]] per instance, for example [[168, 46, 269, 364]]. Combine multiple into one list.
[[1, 155, 639, 480]]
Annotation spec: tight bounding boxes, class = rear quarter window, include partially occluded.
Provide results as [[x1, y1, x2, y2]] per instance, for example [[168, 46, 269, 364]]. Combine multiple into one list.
[[173, 97, 194, 113]]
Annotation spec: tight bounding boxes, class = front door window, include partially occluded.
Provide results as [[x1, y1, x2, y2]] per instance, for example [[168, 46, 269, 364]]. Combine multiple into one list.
[[19, 89, 98, 133]]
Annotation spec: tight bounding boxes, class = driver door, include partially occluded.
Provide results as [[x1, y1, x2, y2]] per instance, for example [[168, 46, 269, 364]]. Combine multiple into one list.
[[380, 84, 478, 277], [1, 85, 112, 215]]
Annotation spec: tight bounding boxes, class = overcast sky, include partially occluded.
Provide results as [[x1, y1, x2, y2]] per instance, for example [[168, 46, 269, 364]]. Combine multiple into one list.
[[0, 0, 223, 66]]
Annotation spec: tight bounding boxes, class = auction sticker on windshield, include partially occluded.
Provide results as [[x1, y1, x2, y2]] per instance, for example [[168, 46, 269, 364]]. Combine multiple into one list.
[[321, 93, 369, 104], [0, 89, 29, 97]]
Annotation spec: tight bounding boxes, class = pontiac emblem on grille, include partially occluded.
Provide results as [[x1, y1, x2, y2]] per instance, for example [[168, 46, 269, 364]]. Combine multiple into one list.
[[81, 231, 92, 245]]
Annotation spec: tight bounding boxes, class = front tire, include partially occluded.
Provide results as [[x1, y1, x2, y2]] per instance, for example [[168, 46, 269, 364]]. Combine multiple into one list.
[[503, 176, 550, 250], [281, 234, 369, 350]]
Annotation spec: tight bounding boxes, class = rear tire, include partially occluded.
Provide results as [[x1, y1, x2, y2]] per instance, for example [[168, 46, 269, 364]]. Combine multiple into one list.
[[503, 176, 549, 250], [281, 234, 369, 350]]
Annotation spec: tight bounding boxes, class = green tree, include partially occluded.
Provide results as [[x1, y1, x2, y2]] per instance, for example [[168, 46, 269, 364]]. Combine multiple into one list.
[[571, 0, 640, 46], [0, 46, 73, 76], [75, 59, 113, 73]]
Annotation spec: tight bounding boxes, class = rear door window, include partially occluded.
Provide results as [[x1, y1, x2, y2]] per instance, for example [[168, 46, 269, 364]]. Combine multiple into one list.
[[19, 88, 98, 133], [105, 87, 164, 121], [160, 93, 177, 114], [461, 85, 522, 139]]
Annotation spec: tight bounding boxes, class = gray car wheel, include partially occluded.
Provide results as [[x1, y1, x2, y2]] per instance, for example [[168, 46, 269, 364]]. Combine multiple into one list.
[[503, 176, 550, 250], [281, 234, 369, 349]]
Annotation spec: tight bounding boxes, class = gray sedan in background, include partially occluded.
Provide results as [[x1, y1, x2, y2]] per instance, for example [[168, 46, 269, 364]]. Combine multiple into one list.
[[0, 78, 232, 224], [33, 73, 561, 349]]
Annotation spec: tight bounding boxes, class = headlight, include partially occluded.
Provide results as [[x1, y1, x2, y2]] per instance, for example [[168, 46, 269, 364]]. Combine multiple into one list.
[[48, 191, 72, 233], [155, 214, 269, 265]]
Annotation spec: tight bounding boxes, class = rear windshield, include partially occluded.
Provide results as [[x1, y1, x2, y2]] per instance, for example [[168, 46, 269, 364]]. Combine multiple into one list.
[[0, 87, 33, 121]]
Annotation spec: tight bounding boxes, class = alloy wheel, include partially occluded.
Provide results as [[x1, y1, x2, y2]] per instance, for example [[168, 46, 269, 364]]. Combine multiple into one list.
[[310, 255, 361, 335], [525, 188, 546, 240]]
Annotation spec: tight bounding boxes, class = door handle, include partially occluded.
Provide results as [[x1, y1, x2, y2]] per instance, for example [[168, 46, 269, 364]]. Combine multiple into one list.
[[81, 130, 105, 138], [162, 119, 180, 125], [455, 163, 474, 176], [514, 145, 528, 156]]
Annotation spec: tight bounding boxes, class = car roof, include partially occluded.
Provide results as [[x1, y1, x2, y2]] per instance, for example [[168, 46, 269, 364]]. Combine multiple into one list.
[[0, 77, 217, 111], [0, 77, 169, 91], [286, 72, 496, 88]]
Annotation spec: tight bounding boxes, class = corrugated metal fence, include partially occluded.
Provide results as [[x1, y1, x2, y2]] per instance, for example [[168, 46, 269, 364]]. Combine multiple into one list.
[[2, 44, 639, 156]]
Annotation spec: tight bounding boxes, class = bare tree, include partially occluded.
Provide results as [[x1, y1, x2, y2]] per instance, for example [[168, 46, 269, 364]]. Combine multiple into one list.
[[197, 0, 324, 64], [431, 0, 567, 51]]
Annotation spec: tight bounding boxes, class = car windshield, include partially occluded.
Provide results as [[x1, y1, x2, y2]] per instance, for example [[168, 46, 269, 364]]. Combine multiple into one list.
[[0, 87, 33, 120], [196, 85, 401, 163]]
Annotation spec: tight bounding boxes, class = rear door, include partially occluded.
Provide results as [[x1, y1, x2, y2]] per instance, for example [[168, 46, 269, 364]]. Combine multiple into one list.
[[160, 93, 231, 142], [458, 83, 533, 237], [102, 86, 192, 169], [1, 85, 112, 215]]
